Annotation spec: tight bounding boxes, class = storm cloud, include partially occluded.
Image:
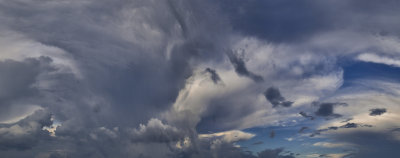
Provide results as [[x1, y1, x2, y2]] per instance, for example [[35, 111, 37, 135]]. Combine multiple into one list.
[[0, 0, 400, 157]]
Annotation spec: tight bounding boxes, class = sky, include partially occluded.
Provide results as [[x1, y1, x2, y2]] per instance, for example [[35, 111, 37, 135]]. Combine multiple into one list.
[[0, 0, 400, 158]]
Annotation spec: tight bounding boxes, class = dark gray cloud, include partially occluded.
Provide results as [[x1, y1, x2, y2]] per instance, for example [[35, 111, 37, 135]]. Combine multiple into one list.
[[298, 127, 309, 133], [299, 112, 314, 120], [318, 153, 355, 158], [341, 118, 353, 123], [332, 131, 400, 158], [264, 87, 293, 108], [205, 68, 222, 84], [0, 57, 55, 123], [0, 0, 228, 128], [310, 123, 373, 137], [252, 141, 264, 145], [196, 93, 257, 133], [0, 59, 39, 100], [0, 57, 54, 100], [257, 148, 295, 158], [369, 108, 387, 116], [0, 0, 231, 156], [314, 103, 335, 116], [392, 128, 400, 132], [0, 0, 399, 157], [340, 123, 358, 128], [226, 50, 264, 82], [218, 0, 328, 43], [218, 0, 400, 43], [314, 102, 346, 119], [270, 130, 275, 139], [0, 109, 52, 151]]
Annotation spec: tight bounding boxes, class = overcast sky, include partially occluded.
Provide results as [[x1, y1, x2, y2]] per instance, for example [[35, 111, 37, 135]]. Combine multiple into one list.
[[1, 0, 400, 158]]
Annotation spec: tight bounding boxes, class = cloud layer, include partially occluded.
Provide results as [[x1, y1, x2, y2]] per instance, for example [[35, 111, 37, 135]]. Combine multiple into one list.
[[0, 0, 400, 158]]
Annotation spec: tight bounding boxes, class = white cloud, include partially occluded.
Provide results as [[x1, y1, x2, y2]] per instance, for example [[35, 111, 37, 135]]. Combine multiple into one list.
[[0, 105, 42, 124], [313, 142, 352, 148], [198, 130, 255, 143], [0, 31, 82, 78], [357, 53, 400, 67], [307, 153, 352, 158], [315, 80, 400, 141]]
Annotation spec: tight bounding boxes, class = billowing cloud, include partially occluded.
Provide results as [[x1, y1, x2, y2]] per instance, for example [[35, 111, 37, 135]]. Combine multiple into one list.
[[0, 0, 400, 157], [130, 118, 184, 143], [0, 109, 52, 150]]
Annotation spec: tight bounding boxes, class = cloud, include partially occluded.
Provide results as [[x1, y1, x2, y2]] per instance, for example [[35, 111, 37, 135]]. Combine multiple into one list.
[[311, 122, 373, 137], [252, 141, 264, 145], [331, 131, 400, 158], [313, 142, 352, 148], [341, 118, 353, 123], [130, 118, 184, 143], [0, 57, 58, 126], [0, 109, 52, 150], [314, 102, 346, 118], [340, 123, 358, 128], [369, 108, 387, 116], [298, 127, 309, 133], [226, 50, 264, 82], [264, 87, 293, 108], [0, 57, 54, 101], [199, 130, 255, 143], [299, 112, 315, 120], [316, 153, 354, 158], [269, 130, 275, 138], [219, 0, 400, 43], [0, 0, 233, 156], [0, 0, 400, 157], [257, 148, 295, 158], [205, 68, 222, 84], [357, 53, 400, 67], [218, 0, 328, 43]]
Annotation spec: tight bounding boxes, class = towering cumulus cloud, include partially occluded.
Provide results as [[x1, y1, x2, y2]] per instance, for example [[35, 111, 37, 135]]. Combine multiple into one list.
[[1, 0, 400, 158]]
